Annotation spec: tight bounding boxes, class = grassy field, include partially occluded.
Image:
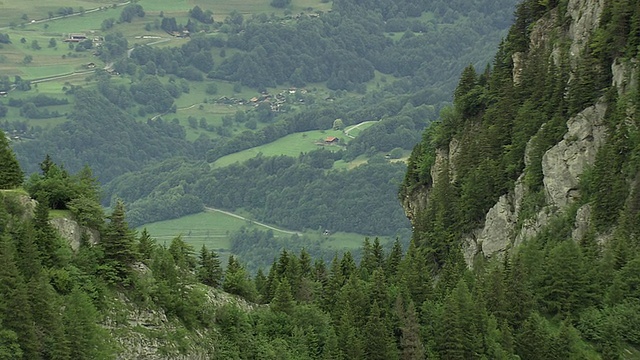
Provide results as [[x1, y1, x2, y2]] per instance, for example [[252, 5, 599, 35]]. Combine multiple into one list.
[[0, 0, 124, 28], [138, 211, 241, 250], [344, 120, 377, 138], [138, 208, 382, 254], [211, 128, 346, 168]]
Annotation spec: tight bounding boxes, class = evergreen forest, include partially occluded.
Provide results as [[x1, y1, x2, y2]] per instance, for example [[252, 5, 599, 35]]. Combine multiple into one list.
[[2, 0, 640, 359]]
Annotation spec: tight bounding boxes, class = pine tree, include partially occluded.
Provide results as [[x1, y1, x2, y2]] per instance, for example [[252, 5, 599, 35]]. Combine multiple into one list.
[[360, 238, 386, 279], [541, 240, 588, 315], [363, 301, 398, 360], [271, 277, 295, 314], [137, 228, 156, 262], [254, 269, 268, 303], [168, 235, 196, 270], [0, 131, 23, 189], [368, 269, 390, 314], [14, 222, 42, 280], [223, 255, 256, 300], [322, 255, 344, 312], [483, 315, 511, 360], [321, 327, 342, 360], [29, 274, 70, 360], [63, 287, 112, 360], [0, 234, 40, 359], [299, 249, 313, 278], [399, 298, 425, 360], [0, 322, 22, 359], [198, 244, 223, 287], [334, 304, 363, 360], [400, 240, 433, 306], [336, 274, 369, 327], [385, 238, 403, 280], [101, 200, 137, 283], [32, 199, 62, 268], [516, 312, 554, 359], [437, 279, 483, 359]]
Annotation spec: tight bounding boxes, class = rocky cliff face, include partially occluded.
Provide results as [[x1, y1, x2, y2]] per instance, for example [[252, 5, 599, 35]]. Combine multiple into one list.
[[109, 288, 255, 360], [49, 217, 100, 251], [403, 0, 637, 267], [462, 98, 609, 265]]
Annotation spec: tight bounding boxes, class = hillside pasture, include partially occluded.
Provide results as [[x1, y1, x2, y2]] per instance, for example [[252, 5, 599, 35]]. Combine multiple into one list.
[[344, 120, 377, 138], [139, 208, 305, 250], [0, 0, 126, 28], [138, 209, 383, 254], [138, 211, 238, 250], [211, 128, 346, 168], [139, 0, 332, 18]]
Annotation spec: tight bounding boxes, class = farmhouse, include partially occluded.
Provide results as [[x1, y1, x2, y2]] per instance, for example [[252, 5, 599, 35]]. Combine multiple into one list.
[[64, 33, 87, 42], [324, 136, 339, 144]]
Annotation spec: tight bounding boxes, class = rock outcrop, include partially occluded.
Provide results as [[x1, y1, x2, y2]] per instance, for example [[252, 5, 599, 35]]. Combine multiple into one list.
[[542, 101, 607, 209], [567, 0, 605, 61], [49, 217, 100, 251], [462, 93, 608, 265], [110, 287, 256, 360]]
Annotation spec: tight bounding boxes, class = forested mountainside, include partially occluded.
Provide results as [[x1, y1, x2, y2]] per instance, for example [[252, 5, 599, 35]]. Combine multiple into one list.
[[3, 0, 640, 359]]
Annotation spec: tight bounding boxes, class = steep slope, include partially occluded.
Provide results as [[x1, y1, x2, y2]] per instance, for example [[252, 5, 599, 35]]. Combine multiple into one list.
[[401, 0, 640, 267]]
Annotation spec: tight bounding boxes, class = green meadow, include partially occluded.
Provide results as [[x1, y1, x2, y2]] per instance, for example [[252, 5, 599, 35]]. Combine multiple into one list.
[[343, 120, 377, 138], [138, 208, 381, 253], [138, 211, 240, 250], [211, 128, 346, 168]]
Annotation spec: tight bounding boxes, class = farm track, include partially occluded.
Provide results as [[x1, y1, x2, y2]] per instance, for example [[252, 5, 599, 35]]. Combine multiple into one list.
[[344, 120, 378, 138], [0, 1, 131, 30], [30, 70, 94, 84], [204, 207, 302, 236]]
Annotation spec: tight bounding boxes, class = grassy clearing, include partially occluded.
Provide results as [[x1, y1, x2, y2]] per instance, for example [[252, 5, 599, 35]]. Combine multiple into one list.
[[314, 231, 377, 250], [212, 128, 346, 168], [0, 0, 123, 28], [138, 209, 380, 255], [49, 209, 73, 219], [138, 211, 240, 250], [139, 0, 333, 18], [344, 120, 377, 138], [333, 154, 370, 170], [0, 188, 30, 196]]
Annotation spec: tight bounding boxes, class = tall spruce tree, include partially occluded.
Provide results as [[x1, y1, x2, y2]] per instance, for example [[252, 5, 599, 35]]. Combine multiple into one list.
[[28, 274, 70, 360], [0, 234, 39, 359], [363, 300, 398, 360], [270, 277, 295, 314], [398, 297, 425, 360], [0, 131, 22, 189], [137, 228, 156, 262], [63, 287, 112, 360], [198, 244, 223, 287], [101, 200, 137, 283]]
